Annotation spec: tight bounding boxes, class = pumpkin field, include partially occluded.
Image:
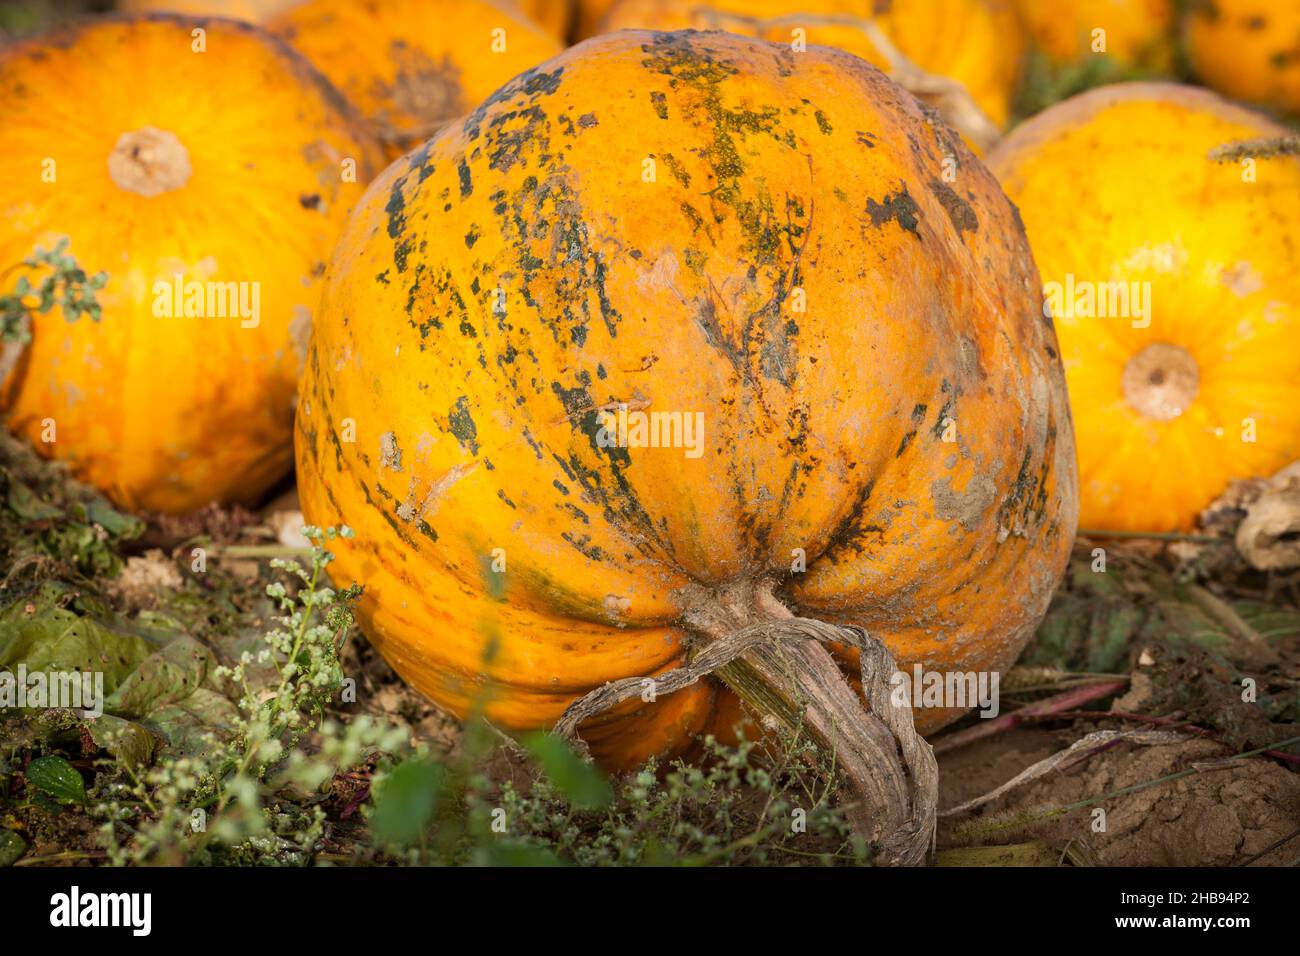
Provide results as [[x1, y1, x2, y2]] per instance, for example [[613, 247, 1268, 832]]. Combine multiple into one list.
[[1, 0, 1299, 890]]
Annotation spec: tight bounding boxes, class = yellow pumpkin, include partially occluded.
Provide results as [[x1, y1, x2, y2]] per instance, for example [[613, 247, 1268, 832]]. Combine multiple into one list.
[[269, 0, 564, 158], [596, 0, 1025, 129], [1186, 0, 1300, 114], [1014, 0, 1175, 70], [987, 83, 1300, 532], [0, 15, 382, 514], [296, 30, 1077, 770], [117, 0, 302, 21]]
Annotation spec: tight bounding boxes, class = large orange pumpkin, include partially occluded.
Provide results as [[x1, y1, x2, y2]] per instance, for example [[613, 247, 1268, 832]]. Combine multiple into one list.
[[987, 83, 1300, 532], [296, 30, 1076, 773], [595, 0, 1025, 129], [1185, 0, 1300, 115], [1013, 0, 1175, 70], [268, 0, 564, 158], [0, 15, 382, 514]]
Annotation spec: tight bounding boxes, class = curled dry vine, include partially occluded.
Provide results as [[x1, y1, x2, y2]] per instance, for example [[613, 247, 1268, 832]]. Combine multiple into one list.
[[556, 579, 938, 866]]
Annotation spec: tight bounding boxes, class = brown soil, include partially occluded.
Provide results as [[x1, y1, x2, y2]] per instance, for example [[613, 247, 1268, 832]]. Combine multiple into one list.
[[938, 729, 1300, 866]]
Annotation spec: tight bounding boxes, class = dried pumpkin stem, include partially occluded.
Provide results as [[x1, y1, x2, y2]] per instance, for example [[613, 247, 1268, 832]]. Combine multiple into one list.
[[107, 127, 192, 197], [698, 10, 1001, 152], [554, 581, 938, 866]]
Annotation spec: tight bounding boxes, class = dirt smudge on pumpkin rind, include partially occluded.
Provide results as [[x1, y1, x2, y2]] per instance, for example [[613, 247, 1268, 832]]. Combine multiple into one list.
[[931, 474, 998, 533]]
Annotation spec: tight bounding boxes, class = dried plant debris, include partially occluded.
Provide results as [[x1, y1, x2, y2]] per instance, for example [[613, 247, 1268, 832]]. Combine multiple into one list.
[[1167, 460, 1300, 581]]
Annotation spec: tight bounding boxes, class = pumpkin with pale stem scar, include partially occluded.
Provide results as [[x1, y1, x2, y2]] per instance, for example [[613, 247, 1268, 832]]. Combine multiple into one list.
[[988, 83, 1300, 533], [0, 15, 383, 513]]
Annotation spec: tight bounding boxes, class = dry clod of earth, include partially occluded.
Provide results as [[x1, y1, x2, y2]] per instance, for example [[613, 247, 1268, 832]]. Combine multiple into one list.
[[940, 736, 1300, 867]]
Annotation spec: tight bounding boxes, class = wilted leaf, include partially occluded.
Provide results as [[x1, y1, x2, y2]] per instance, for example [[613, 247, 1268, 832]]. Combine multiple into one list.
[[0, 584, 153, 692], [145, 688, 240, 757], [1233, 600, 1300, 644], [370, 757, 445, 847], [523, 733, 613, 810], [74, 498, 144, 541], [1085, 601, 1146, 672], [106, 635, 211, 718], [5, 477, 62, 521], [25, 754, 85, 804]]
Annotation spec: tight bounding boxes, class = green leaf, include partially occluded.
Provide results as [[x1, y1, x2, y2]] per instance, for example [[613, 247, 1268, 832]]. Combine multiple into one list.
[[5, 478, 62, 521], [475, 842, 564, 867], [0, 586, 154, 693], [106, 635, 211, 718], [145, 688, 240, 758], [523, 733, 613, 810], [0, 829, 26, 867], [1085, 601, 1146, 673], [75, 498, 144, 540], [370, 757, 445, 847], [25, 755, 85, 804]]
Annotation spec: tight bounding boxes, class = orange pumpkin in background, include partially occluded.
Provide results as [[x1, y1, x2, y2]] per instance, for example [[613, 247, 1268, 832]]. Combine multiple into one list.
[[1013, 0, 1175, 70], [117, 0, 302, 21], [988, 83, 1300, 532], [511, 0, 575, 40], [295, 30, 1077, 770], [1186, 0, 1300, 115], [595, 0, 1026, 129], [269, 0, 564, 158], [0, 15, 382, 514], [121, 0, 575, 52], [573, 0, 617, 37]]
